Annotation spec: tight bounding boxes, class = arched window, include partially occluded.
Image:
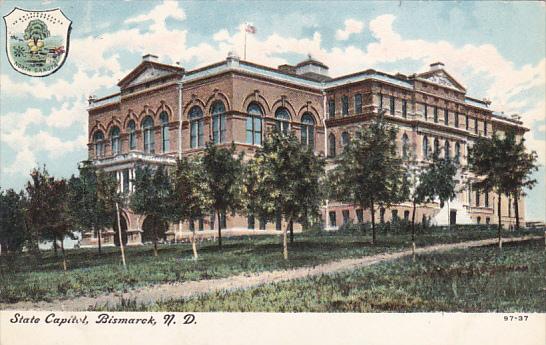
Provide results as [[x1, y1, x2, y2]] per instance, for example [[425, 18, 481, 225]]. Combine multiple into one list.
[[128, 120, 136, 150], [301, 113, 315, 149], [402, 133, 409, 159], [93, 131, 104, 158], [189, 106, 204, 148], [341, 131, 350, 147], [434, 138, 440, 157], [110, 126, 121, 155], [211, 101, 226, 144], [246, 102, 263, 145], [455, 142, 461, 163], [160, 111, 169, 152], [423, 136, 429, 160], [142, 116, 155, 153], [328, 133, 336, 158], [444, 140, 450, 159], [275, 107, 291, 135]]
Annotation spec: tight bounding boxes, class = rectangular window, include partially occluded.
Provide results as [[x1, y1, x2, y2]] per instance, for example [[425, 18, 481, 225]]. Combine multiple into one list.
[[444, 109, 449, 125], [356, 209, 364, 223], [380, 208, 385, 223], [485, 192, 489, 208], [162, 127, 169, 152], [328, 100, 335, 118], [122, 169, 129, 193], [246, 117, 253, 144], [342, 210, 350, 224], [329, 211, 337, 227], [198, 217, 204, 231], [379, 94, 383, 110], [354, 94, 363, 114], [466, 115, 469, 130], [221, 212, 227, 229], [404, 210, 410, 221], [475, 191, 481, 207], [342, 96, 349, 116], [390, 96, 395, 115], [475, 118, 479, 134], [259, 217, 267, 230], [213, 115, 226, 144], [246, 117, 262, 145], [486, 217, 490, 225], [189, 219, 195, 231], [424, 104, 428, 120], [402, 100, 407, 118], [454, 113, 459, 128], [484, 121, 488, 136], [434, 107, 438, 123], [247, 215, 255, 229], [391, 209, 398, 222]]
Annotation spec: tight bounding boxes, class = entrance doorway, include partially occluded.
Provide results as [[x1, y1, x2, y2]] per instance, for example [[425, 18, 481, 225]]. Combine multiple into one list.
[[450, 210, 457, 225]]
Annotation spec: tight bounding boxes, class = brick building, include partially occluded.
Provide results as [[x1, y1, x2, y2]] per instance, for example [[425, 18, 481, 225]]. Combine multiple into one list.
[[82, 53, 527, 247]]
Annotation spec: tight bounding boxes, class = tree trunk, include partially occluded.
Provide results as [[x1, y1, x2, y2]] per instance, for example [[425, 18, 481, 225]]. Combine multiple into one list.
[[289, 220, 294, 244], [513, 193, 520, 230], [97, 228, 102, 255], [152, 218, 158, 257], [53, 235, 58, 256], [116, 203, 127, 270], [497, 192, 502, 250], [60, 238, 67, 271], [411, 200, 417, 262], [370, 198, 376, 245], [217, 210, 222, 248], [283, 217, 291, 260], [191, 228, 198, 260]]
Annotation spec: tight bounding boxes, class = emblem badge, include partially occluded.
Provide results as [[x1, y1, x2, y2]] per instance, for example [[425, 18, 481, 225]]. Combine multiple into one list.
[[3, 7, 71, 77]]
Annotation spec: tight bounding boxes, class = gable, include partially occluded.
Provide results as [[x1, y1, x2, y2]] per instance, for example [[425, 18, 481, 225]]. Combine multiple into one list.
[[117, 61, 184, 89], [419, 70, 466, 92], [126, 67, 172, 88]]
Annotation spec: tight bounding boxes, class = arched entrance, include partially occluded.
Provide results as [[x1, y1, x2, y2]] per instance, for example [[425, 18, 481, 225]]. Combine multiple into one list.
[[113, 213, 128, 247], [141, 215, 167, 244]]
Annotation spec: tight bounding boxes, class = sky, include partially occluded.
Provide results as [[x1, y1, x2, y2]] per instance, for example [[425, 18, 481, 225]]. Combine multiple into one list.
[[0, 0, 545, 221]]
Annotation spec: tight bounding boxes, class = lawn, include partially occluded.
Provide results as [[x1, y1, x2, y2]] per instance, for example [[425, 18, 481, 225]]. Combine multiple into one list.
[[0, 225, 541, 304], [118, 238, 545, 312]]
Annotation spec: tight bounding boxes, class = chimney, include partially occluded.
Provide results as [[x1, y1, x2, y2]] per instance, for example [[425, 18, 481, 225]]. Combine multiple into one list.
[[430, 62, 445, 71], [142, 54, 158, 62]]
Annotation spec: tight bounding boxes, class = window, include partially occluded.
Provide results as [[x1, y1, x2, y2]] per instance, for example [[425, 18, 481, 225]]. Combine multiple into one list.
[[454, 113, 459, 128], [128, 120, 137, 150], [259, 216, 267, 230], [328, 99, 335, 118], [466, 114, 469, 130], [444, 108, 449, 125], [485, 192, 489, 208], [380, 207, 385, 223], [110, 126, 120, 155], [475, 118, 479, 134], [455, 142, 461, 163], [189, 106, 204, 148], [211, 101, 227, 144], [402, 100, 407, 118], [434, 138, 440, 157], [210, 212, 215, 230], [402, 133, 409, 159], [301, 113, 315, 149], [189, 218, 195, 232], [475, 191, 481, 207], [389, 96, 395, 115], [486, 217, 490, 225], [246, 102, 263, 145], [391, 209, 398, 222], [160, 111, 169, 152], [342, 96, 349, 116], [341, 132, 350, 147], [476, 216, 481, 224], [444, 140, 450, 159], [424, 104, 428, 120], [342, 210, 350, 224], [122, 169, 129, 193], [221, 212, 227, 229], [329, 211, 337, 227], [434, 106, 438, 123], [404, 210, 410, 221], [142, 116, 154, 153], [199, 217, 204, 231], [484, 120, 488, 136], [247, 214, 255, 229], [379, 93, 383, 110], [275, 212, 282, 230], [423, 136, 429, 159], [328, 133, 336, 157], [275, 107, 291, 135], [354, 94, 363, 114], [94, 131, 104, 157], [356, 209, 364, 223]]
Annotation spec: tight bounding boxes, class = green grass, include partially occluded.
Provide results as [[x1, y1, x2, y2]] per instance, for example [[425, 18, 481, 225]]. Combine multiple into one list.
[[0, 226, 541, 304], [113, 238, 545, 312]]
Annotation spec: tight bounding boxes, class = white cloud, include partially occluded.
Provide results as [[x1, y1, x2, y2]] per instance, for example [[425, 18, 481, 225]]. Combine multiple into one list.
[[335, 19, 364, 41], [124, 0, 186, 32]]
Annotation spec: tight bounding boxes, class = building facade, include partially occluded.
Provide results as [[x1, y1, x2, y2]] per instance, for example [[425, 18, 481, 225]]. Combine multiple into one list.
[[82, 53, 527, 247]]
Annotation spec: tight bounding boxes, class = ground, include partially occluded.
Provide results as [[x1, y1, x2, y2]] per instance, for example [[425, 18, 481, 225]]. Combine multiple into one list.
[[0, 226, 543, 312]]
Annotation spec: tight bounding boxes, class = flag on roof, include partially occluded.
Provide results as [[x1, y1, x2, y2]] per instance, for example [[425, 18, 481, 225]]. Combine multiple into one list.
[[245, 23, 256, 34]]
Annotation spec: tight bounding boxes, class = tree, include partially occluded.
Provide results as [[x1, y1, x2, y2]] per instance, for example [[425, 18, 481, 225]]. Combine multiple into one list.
[[170, 157, 213, 260], [468, 132, 528, 248], [328, 113, 408, 244], [407, 153, 457, 258], [202, 143, 243, 248], [68, 161, 118, 255], [250, 130, 325, 259], [503, 132, 538, 230], [130, 165, 172, 257], [0, 188, 28, 254]]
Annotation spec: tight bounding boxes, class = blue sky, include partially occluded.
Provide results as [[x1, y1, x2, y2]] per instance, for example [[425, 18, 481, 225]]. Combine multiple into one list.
[[1, 0, 545, 221]]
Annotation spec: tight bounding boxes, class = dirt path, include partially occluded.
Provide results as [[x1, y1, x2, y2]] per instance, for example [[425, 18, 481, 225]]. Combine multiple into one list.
[[1, 236, 540, 311]]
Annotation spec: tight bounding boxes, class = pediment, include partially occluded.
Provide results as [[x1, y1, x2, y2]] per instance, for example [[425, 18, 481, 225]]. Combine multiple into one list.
[[419, 70, 466, 92], [117, 61, 184, 89]]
